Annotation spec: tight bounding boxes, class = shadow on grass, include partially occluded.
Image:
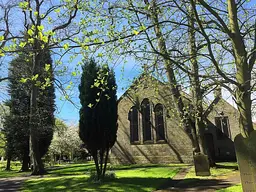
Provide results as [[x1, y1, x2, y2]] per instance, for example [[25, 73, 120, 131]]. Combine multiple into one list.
[[109, 164, 186, 171], [215, 164, 238, 170], [24, 177, 170, 192], [46, 163, 184, 177], [0, 170, 31, 178], [159, 178, 238, 191], [47, 163, 94, 171], [46, 163, 95, 176]]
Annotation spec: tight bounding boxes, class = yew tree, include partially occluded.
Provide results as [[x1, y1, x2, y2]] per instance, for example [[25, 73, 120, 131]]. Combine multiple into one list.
[[79, 59, 117, 180]]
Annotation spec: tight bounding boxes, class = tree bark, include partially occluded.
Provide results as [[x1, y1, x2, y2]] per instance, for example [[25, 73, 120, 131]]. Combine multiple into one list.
[[103, 148, 109, 177], [227, 0, 253, 138], [6, 157, 11, 171], [149, 0, 200, 152], [188, 4, 208, 156], [92, 151, 101, 180], [21, 154, 30, 172], [20, 138, 30, 171], [30, 50, 45, 175], [100, 149, 104, 175]]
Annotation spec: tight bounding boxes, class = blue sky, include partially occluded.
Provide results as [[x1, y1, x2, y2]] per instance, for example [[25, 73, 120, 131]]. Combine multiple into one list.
[[1, 0, 255, 125], [0, 51, 142, 125]]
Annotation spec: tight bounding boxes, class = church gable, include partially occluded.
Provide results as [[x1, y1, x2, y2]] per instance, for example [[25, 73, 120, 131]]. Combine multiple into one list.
[[110, 76, 239, 164]]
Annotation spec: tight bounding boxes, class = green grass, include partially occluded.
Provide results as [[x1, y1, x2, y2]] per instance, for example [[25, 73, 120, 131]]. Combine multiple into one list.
[[185, 162, 238, 179], [0, 161, 30, 178], [47, 163, 95, 176], [217, 184, 242, 192], [22, 163, 182, 192], [178, 162, 239, 187], [1, 161, 241, 191]]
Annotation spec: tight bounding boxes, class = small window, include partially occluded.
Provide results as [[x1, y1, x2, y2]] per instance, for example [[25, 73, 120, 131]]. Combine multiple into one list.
[[154, 104, 165, 141], [215, 116, 231, 139], [141, 99, 152, 141], [128, 106, 139, 143]]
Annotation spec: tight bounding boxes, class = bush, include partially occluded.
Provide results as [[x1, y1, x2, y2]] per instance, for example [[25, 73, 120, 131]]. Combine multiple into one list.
[[105, 171, 116, 179], [88, 170, 116, 182]]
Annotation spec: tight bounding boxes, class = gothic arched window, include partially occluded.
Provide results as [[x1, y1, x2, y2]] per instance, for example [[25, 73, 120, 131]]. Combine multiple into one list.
[[128, 106, 139, 143], [141, 98, 152, 141], [154, 104, 165, 141]]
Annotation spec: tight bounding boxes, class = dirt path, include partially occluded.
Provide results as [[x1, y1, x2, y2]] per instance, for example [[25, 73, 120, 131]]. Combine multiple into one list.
[[0, 177, 28, 192], [155, 168, 241, 192]]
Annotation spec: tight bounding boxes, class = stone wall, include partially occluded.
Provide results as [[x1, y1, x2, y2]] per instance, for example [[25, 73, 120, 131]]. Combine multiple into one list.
[[206, 99, 240, 161], [110, 77, 193, 164], [110, 77, 240, 164]]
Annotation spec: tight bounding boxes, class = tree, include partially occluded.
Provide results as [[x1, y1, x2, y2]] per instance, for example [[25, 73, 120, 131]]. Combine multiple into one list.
[[189, 0, 256, 137], [6, 53, 30, 171], [2, 106, 15, 171], [36, 50, 55, 159], [48, 120, 83, 163], [3, 49, 55, 172], [0, 132, 5, 158], [0, 104, 8, 159], [0, 0, 80, 175], [90, 0, 210, 167], [0, 2, 15, 84], [77, 0, 255, 166], [79, 59, 117, 180]]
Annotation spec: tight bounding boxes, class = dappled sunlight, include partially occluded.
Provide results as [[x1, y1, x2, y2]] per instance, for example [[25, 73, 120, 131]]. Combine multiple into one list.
[[185, 162, 238, 179], [47, 163, 95, 176], [23, 176, 171, 192], [0, 161, 30, 178], [22, 163, 180, 192], [116, 167, 179, 178]]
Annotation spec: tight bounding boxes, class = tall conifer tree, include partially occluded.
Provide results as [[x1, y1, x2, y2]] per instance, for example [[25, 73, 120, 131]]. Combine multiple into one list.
[[79, 59, 117, 180], [3, 49, 55, 172]]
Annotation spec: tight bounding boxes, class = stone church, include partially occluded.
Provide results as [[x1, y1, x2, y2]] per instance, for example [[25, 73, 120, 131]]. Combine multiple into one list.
[[109, 75, 241, 164]]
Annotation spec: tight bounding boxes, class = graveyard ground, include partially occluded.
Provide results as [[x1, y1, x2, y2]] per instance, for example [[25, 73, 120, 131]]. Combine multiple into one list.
[[0, 161, 243, 191]]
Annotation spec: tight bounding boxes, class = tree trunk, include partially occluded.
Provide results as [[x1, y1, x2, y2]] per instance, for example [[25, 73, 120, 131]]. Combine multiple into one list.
[[29, 49, 45, 175], [100, 149, 104, 175], [30, 131, 45, 175], [92, 151, 101, 181], [227, 0, 254, 138], [188, 4, 208, 156], [103, 148, 109, 177], [6, 157, 11, 171], [149, 0, 200, 151], [21, 154, 30, 172], [21, 139, 30, 171]]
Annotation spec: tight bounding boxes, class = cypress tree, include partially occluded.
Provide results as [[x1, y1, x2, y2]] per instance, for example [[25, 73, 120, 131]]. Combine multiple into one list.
[[5, 54, 31, 171], [3, 49, 55, 172], [37, 50, 55, 159], [79, 59, 117, 180]]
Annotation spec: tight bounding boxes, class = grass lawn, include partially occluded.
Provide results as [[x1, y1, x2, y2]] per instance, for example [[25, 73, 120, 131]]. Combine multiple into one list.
[[1, 161, 242, 191], [0, 161, 30, 178], [178, 162, 239, 187], [22, 163, 183, 192], [185, 162, 238, 179]]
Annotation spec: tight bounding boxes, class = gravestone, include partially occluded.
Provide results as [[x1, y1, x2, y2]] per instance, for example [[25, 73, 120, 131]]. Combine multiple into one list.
[[194, 153, 210, 176], [234, 130, 256, 192]]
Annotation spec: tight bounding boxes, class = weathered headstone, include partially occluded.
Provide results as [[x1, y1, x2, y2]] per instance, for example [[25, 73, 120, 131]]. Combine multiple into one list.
[[194, 153, 210, 176], [234, 130, 256, 192]]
